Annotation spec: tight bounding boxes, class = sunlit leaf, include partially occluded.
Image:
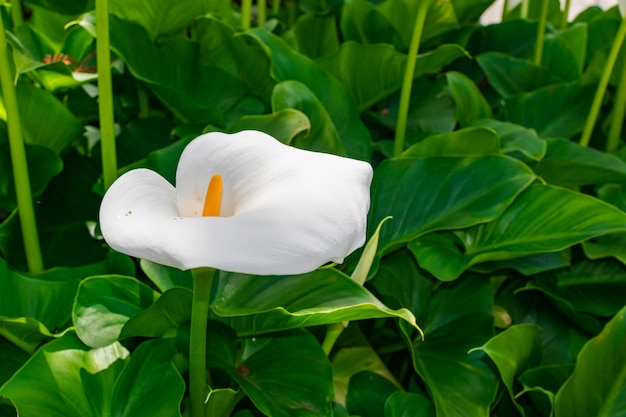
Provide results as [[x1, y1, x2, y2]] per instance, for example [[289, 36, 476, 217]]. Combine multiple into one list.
[[446, 71, 492, 127]]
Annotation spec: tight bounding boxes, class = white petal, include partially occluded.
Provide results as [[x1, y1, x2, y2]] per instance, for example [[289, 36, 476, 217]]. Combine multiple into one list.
[[100, 131, 373, 275]]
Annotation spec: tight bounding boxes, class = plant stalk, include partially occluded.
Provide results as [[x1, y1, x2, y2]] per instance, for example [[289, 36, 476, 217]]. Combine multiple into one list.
[[0, 9, 44, 272], [272, 0, 281, 15], [321, 322, 346, 356], [9, 0, 23, 27], [533, 0, 550, 65], [521, 0, 529, 19], [561, 0, 571, 28], [241, 0, 252, 30], [189, 268, 216, 417], [580, 16, 626, 147], [607, 54, 626, 152], [501, 0, 509, 21], [258, 0, 267, 26], [95, 0, 117, 190], [393, 0, 429, 157]]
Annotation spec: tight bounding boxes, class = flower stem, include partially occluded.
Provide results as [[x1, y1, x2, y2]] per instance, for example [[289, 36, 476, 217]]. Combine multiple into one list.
[[258, 0, 267, 26], [241, 0, 252, 30], [0, 9, 44, 273], [533, 0, 549, 65], [501, 0, 508, 21], [272, 0, 281, 15], [580, 16, 626, 147], [137, 84, 150, 119], [393, 0, 429, 157], [321, 321, 345, 356], [189, 267, 216, 417], [607, 57, 626, 152], [96, 0, 118, 190], [521, 0, 529, 19], [10, 0, 23, 27], [561, 0, 571, 28]]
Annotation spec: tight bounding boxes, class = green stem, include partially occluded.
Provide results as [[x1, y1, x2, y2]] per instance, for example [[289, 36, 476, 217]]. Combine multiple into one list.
[[607, 55, 626, 152], [0, 10, 44, 273], [258, 0, 267, 26], [561, 0, 571, 28], [10, 0, 23, 27], [520, 0, 529, 19], [241, 0, 252, 30], [393, 0, 429, 157], [501, 0, 509, 21], [96, 0, 117, 190], [272, 0, 281, 15], [137, 84, 150, 119], [580, 17, 626, 147], [534, 0, 549, 65], [321, 322, 345, 356], [189, 268, 216, 417]]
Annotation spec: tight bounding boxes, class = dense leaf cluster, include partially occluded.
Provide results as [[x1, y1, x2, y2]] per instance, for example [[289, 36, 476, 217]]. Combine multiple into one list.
[[1, 0, 625, 416]]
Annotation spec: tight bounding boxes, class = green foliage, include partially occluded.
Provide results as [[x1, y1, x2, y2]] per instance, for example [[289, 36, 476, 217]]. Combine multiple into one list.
[[1, 0, 626, 416]]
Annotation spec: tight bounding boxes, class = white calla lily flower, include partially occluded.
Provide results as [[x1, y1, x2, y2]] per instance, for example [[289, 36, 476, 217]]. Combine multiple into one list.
[[99, 130, 373, 275]]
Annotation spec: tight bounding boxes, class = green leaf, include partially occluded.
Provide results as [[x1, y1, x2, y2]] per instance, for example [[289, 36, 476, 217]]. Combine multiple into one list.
[[317, 42, 467, 112], [210, 268, 419, 336], [503, 82, 595, 139], [471, 324, 543, 415], [446, 71, 492, 127], [24, 0, 91, 15], [332, 345, 401, 406], [369, 155, 535, 258], [0, 334, 184, 417], [108, 15, 246, 126], [293, 14, 339, 59], [109, 0, 229, 40], [410, 183, 626, 280], [0, 142, 63, 212], [141, 259, 193, 291], [517, 364, 574, 417], [401, 127, 501, 158], [351, 216, 392, 285], [271, 80, 345, 154], [345, 371, 399, 417], [477, 52, 562, 98], [228, 109, 310, 146], [542, 23, 587, 82], [73, 275, 160, 348], [535, 259, 626, 317], [555, 305, 626, 417], [206, 322, 334, 417], [384, 391, 435, 417], [11, 80, 83, 154], [244, 28, 372, 160], [402, 277, 498, 417], [533, 138, 626, 187], [469, 119, 546, 161]]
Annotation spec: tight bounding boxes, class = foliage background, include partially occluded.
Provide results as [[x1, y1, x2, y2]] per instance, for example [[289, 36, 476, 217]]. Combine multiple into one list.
[[1, 0, 626, 416]]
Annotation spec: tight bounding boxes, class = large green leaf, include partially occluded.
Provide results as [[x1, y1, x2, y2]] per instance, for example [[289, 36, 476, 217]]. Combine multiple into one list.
[[532, 138, 626, 187], [293, 14, 339, 59], [385, 391, 435, 417], [469, 120, 546, 161], [446, 71, 493, 127], [206, 322, 334, 417], [107, 15, 247, 126], [542, 23, 587, 82], [73, 275, 160, 348], [471, 324, 543, 415], [554, 305, 626, 417], [503, 82, 595, 139], [401, 127, 500, 158], [5, 80, 83, 154], [410, 183, 626, 280], [401, 277, 498, 417], [210, 268, 419, 336], [477, 52, 562, 97], [0, 256, 129, 353], [0, 334, 184, 417], [345, 371, 399, 417], [369, 155, 535, 257], [244, 28, 372, 160], [317, 42, 467, 112], [533, 259, 626, 317], [271, 80, 345, 154], [109, 0, 229, 40], [228, 109, 311, 146]]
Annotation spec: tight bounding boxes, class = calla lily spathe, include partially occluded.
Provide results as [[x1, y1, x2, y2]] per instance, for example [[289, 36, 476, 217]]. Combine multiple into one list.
[[99, 130, 373, 275]]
